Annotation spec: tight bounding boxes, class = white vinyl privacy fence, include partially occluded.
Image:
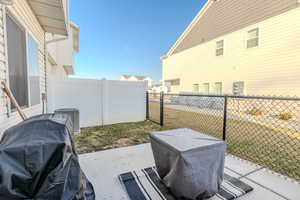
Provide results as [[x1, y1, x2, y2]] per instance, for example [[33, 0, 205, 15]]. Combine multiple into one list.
[[47, 77, 147, 127]]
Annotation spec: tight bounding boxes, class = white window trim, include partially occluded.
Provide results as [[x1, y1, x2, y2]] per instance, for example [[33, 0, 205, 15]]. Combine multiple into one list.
[[5, 9, 41, 114], [214, 82, 222, 94], [203, 83, 210, 94], [193, 84, 199, 93], [216, 40, 224, 56], [246, 28, 259, 49], [26, 33, 41, 107]]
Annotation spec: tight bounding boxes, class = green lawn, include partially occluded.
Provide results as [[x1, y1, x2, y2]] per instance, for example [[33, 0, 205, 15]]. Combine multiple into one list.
[[74, 121, 166, 154]]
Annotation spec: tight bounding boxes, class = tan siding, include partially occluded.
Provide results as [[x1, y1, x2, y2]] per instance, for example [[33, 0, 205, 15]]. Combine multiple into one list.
[[173, 0, 299, 54], [163, 7, 300, 96], [0, 0, 45, 135]]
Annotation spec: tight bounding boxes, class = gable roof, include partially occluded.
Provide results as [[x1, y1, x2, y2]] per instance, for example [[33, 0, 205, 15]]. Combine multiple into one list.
[[163, 0, 299, 58], [122, 75, 148, 80]]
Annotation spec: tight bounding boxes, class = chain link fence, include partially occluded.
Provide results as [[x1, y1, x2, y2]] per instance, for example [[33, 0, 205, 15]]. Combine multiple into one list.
[[147, 92, 300, 181]]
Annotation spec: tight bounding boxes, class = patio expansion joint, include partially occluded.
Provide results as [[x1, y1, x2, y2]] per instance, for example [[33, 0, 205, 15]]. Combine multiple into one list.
[[226, 154, 300, 185], [224, 167, 292, 200], [237, 167, 265, 179]]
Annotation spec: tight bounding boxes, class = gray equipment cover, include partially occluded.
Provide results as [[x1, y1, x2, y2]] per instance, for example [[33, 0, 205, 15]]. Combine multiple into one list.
[[149, 128, 226, 199], [0, 114, 95, 200]]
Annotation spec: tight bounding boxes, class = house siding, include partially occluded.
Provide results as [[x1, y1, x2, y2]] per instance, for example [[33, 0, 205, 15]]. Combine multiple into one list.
[[173, 0, 298, 55], [163, 6, 300, 96], [0, 1, 46, 135]]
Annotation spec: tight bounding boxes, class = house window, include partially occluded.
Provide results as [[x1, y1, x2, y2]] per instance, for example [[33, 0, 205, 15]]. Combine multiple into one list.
[[27, 35, 40, 106], [6, 14, 40, 110], [193, 84, 199, 93], [165, 79, 180, 86], [233, 81, 244, 95], [216, 40, 224, 56], [203, 83, 210, 94], [247, 28, 259, 48], [214, 82, 222, 94], [6, 14, 28, 109]]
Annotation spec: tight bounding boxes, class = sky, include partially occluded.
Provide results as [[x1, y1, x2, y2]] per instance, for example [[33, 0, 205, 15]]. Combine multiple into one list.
[[70, 0, 207, 83]]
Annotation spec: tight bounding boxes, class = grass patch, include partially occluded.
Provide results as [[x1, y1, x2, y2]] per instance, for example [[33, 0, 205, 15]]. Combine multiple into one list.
[[74, 121, 166, 154]]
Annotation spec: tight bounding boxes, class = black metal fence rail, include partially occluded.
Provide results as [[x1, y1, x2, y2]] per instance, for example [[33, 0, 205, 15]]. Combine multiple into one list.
[[146, 92, 300, 181]]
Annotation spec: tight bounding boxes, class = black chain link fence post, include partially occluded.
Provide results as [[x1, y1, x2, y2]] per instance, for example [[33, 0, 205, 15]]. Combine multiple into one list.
[[222, 95, 228, 141], [146, 91, 149, 120], [160, 91, 164, 126]]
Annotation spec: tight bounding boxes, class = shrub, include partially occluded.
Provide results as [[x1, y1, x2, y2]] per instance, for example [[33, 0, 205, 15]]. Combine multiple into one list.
[[279, 113, 293, 120], [250, 107, 262, 116]]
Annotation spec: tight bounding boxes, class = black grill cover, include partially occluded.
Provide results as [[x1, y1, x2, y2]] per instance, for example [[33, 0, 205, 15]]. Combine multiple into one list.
[[0, 114, 95, 200]]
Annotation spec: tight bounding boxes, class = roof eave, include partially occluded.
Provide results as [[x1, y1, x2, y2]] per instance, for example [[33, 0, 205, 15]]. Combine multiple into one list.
[[63, 65, 74, 75], [165, 0, 213, 57], [28, 0, 69, 36]]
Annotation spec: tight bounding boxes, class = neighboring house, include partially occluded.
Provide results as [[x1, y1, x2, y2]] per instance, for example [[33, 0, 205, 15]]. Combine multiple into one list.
[[162, 0, 300, 96], [150, 83, 169, 94], [0, 0, 79, 134], [120, 75, 153, 88]]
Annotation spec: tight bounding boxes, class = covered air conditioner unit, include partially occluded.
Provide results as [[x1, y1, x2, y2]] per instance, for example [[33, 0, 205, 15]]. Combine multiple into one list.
[[0, 0, 14, 5], [55, 108, 80, 135]]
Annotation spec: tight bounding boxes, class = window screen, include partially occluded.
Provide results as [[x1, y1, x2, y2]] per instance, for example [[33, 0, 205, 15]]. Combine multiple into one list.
[[214, 82, 222, 94], [165, 79, 180, 86], [247, 28, 259, 48], [6, 14, 28, 109], [233, 81, 245, 95], [27, 34, 40, 106], [203, 83, 210, 94], [216, 40, 224, 56], [193, 84, 199, 93]]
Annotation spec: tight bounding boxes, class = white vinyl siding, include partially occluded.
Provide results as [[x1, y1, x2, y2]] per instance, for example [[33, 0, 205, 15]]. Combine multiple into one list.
[[0, 1, 45, 135]]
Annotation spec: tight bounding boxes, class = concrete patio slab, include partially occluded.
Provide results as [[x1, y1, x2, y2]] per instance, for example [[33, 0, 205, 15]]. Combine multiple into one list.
[[224, 154, 262, 176], [238, 178, 287, 200], [246, 169, 300, 200], [79, 143, 300, 200]]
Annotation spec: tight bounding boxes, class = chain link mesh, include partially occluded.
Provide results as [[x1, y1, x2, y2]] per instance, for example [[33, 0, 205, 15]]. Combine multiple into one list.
[[227, 97, 300, 180], [163, 94, 225, 139], [149, 93, 160, 123], [148, 93, 300, 181]]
